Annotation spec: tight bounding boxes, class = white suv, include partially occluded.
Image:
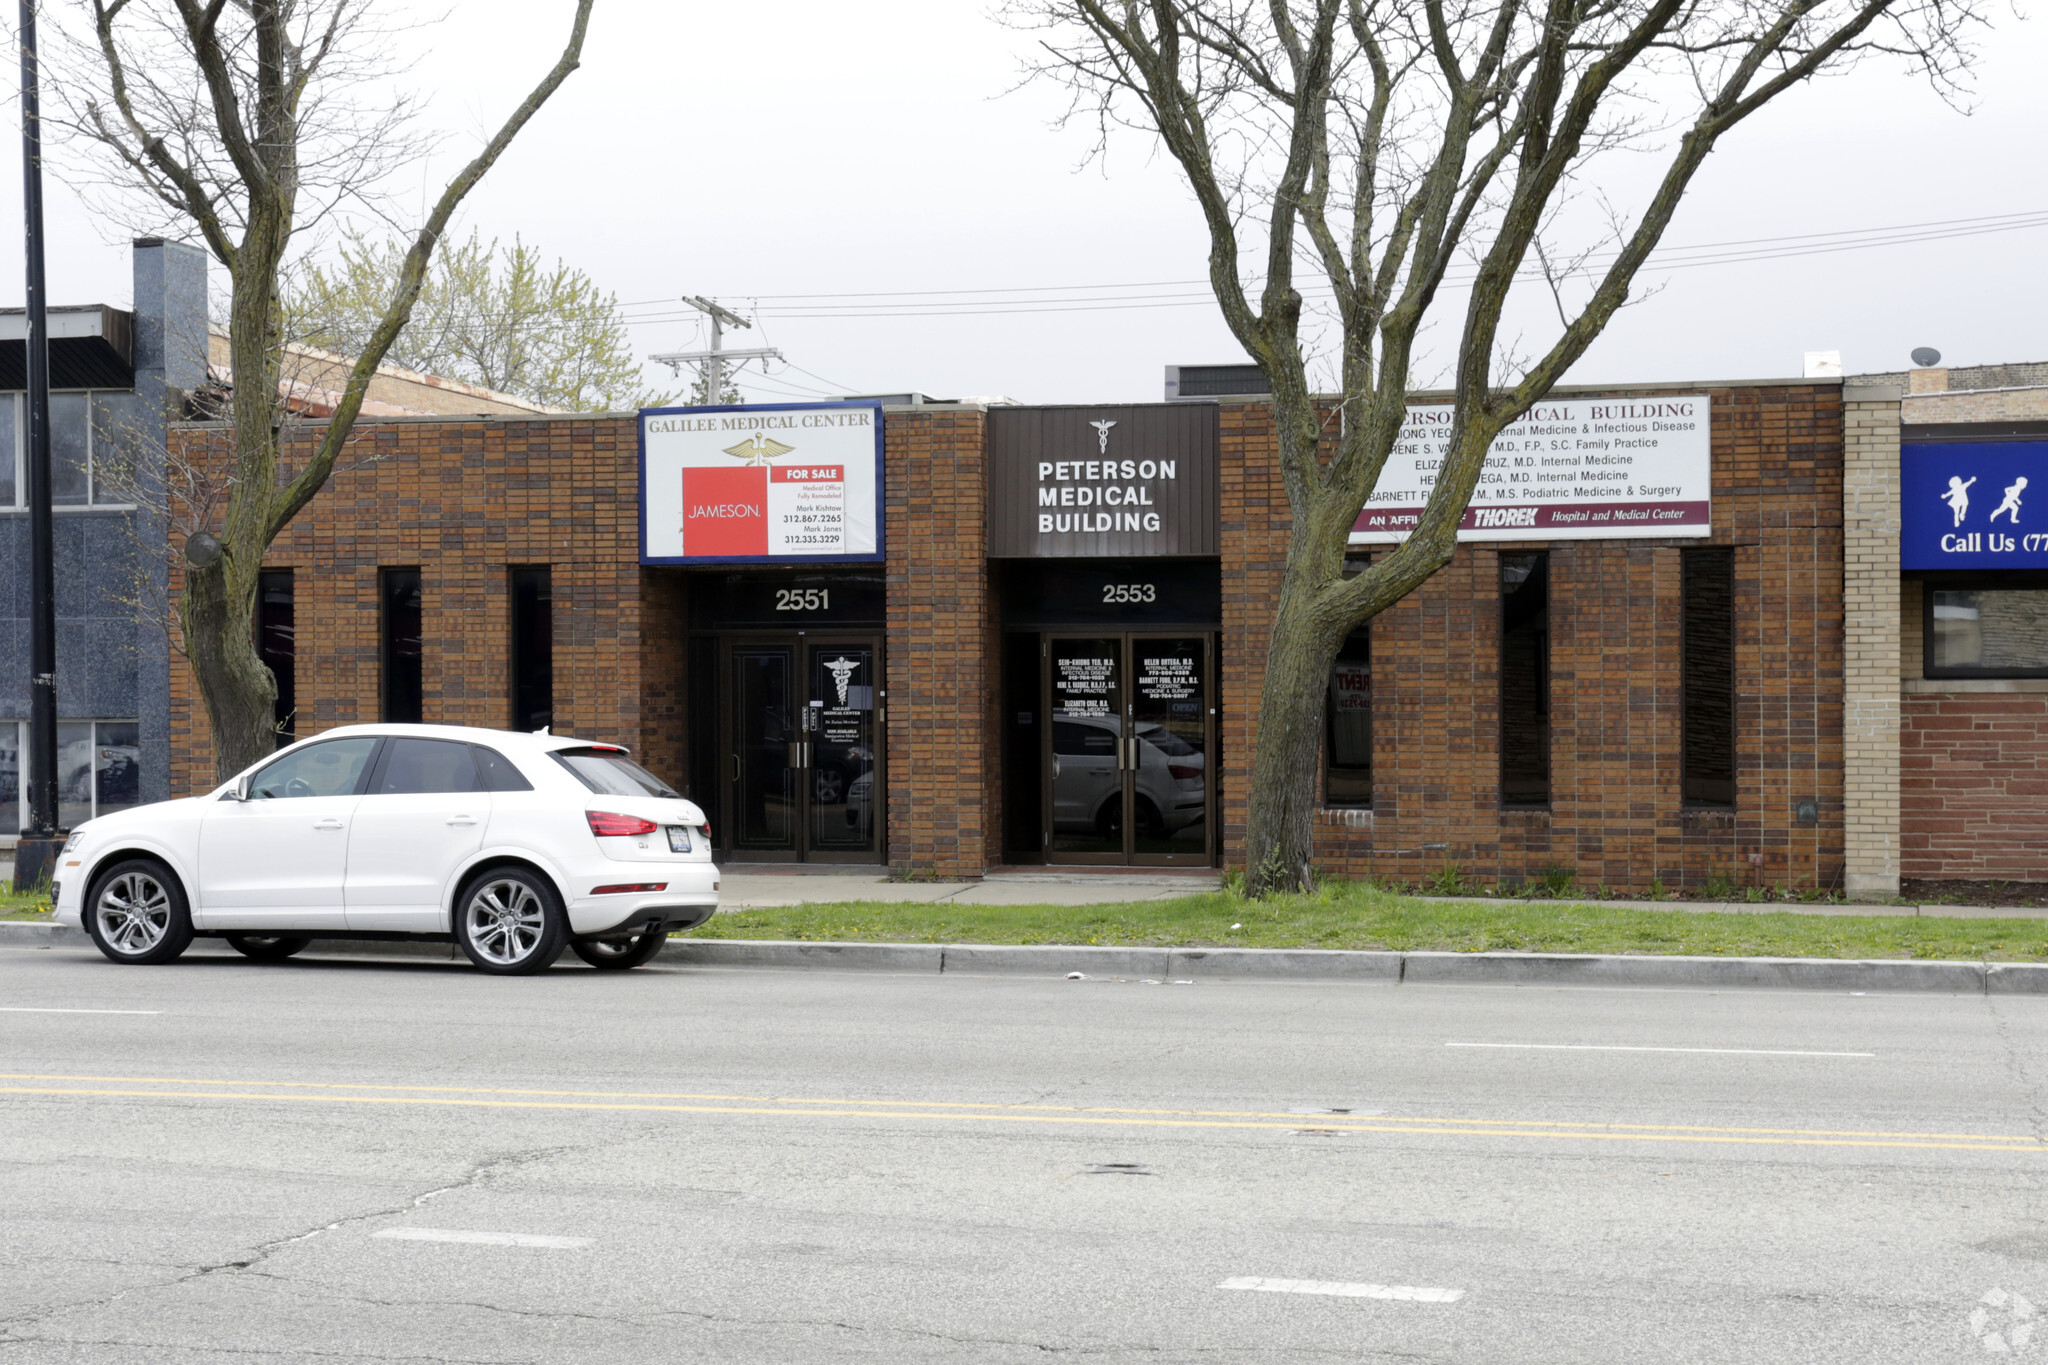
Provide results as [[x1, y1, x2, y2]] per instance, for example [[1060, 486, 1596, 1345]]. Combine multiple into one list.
[[50, 724, 719, 974]]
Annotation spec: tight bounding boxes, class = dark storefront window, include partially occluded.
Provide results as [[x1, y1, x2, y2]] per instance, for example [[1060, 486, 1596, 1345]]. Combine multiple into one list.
[[380, 568, 423, 724], [510, 566, 553, 731], [258, 569, 296, 746], [1324, 627, 1372, 807], [1681, 549, 1735, 806], [1499, 553, 1550, 808], [1927, 586, 2048, 678]]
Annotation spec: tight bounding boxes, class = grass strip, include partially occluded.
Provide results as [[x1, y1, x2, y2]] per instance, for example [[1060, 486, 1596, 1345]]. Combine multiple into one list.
[[691, 883, 2048, 962], [2, 884, 52, 921]]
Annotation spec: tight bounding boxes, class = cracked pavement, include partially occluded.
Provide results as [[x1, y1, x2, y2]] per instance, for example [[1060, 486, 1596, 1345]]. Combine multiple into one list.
[[3, 942, 2048, 1362]]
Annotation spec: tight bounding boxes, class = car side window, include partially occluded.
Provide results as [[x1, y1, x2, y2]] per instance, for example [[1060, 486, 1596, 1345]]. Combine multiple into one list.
[[375, 738, 482, 795], [247, 737, 380, 800], [471, 745, 534, 792]]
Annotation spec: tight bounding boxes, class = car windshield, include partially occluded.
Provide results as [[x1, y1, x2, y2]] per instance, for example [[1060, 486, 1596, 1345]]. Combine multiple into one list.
[[550, 746, 680, 799]]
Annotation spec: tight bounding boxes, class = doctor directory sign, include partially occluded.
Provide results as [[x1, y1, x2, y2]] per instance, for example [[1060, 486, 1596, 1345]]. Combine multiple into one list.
[[640, 402, 884, 564]]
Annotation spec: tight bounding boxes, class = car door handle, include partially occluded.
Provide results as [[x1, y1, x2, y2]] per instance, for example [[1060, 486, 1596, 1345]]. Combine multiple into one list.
[[313, 818, 345, 830], [446, 815, 478, 826]]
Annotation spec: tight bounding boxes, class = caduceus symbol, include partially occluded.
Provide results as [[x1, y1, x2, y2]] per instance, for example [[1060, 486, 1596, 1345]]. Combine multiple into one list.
[[824, 657, 859, 706], [1089, 419, 1117, 454]]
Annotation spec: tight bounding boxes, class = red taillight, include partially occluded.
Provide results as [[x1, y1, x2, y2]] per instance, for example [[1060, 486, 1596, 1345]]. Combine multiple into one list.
[[1169, 764, 1202, 780], [702, 821, 713, 843], [587, 810, 659, 837], [591, 882, 668, 895]]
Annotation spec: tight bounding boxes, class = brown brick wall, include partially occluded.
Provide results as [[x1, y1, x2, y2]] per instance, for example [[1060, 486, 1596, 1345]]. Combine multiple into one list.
[[1902, 692, 2048, 880], [882, 409, 997, 877], [168, 417, 649, 794], [1218, 385, 1846, 893]]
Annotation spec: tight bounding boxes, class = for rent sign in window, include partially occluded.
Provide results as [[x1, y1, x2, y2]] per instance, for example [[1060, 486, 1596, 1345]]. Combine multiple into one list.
[[1349, 396, 1712, 544], [639, 402, 883, 564]]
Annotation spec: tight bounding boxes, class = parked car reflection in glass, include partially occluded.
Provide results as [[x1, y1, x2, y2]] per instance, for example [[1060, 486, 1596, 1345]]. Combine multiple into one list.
[[1050, 715, 1205, 840]]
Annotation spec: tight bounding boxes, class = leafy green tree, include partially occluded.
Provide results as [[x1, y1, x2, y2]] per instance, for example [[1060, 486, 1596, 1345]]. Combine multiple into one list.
[[289, 230, 673, 411]]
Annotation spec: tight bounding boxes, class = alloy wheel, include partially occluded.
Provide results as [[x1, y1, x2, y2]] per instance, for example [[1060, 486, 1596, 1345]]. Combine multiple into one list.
[[463, 878, 547, 966], [93, 871, 172, 957]]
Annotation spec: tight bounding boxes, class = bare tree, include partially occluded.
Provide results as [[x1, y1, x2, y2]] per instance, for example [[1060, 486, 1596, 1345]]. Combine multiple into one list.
[[1009, 0, 1978, 894], [52, 0, 595, 781]]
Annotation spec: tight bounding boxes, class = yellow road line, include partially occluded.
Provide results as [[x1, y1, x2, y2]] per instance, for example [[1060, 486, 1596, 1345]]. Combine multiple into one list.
[[0, 1072, 2035, 1145], [1, 1084, 2043, 1153]]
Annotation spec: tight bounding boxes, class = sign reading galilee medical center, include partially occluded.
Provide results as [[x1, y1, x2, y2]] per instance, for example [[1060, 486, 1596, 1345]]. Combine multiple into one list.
[[640, 402, 884, 564], [1350, 396, 1711, 544], [1902, 441, 2048, 570]]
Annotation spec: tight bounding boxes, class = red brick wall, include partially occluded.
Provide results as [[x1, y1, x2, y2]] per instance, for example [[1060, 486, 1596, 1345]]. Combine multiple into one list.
[[882, 409, 997, 877], [1902, 691, 2048, 880], [1218, 384, 1845, 893]]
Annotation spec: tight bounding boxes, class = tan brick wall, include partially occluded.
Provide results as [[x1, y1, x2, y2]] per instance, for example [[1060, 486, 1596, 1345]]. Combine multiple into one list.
[[1220, 385, 1848, 894], [1902, 388, 2048, 425], [1841, 386, 1903, 898]]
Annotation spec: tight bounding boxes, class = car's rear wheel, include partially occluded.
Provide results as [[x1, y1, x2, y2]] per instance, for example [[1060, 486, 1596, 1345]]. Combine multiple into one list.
[[224, 934, 313, 962], [453, 868, 567, 975], [570, 930, 669, 971], [84, 859, 193, 965]]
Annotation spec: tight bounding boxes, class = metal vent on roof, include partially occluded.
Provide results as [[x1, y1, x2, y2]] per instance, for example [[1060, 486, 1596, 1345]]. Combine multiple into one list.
[[1164, 364, 1269, 401]]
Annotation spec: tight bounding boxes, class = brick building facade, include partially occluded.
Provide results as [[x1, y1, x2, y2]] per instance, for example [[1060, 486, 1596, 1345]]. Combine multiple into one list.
[[164, 374, 1895, 895]]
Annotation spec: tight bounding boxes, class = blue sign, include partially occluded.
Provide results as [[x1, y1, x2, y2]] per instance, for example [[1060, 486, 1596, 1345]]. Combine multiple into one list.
[[1902, 441, 2048, 570]]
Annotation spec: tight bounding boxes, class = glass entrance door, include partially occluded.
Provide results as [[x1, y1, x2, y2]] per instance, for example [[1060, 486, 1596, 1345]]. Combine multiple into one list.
[[724, 638, 882, 863], [1044, 634, 1213, 866]]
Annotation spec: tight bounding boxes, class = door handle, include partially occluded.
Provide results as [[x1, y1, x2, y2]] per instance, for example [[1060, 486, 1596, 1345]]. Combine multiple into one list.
[[447, 815, 478, 826], [313, 818, 344, 830]]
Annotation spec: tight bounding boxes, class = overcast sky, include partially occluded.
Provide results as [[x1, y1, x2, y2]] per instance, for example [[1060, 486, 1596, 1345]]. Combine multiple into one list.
[[3, 0, 2043, 406]]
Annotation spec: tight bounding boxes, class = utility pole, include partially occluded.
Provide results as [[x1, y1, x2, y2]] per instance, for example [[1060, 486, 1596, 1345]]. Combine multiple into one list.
[[14, 0, 61, 890], [650, 297, 782, 405]]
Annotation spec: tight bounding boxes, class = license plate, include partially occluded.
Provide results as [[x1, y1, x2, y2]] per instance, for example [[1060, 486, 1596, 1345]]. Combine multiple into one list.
[[666, 826, 692, 853]]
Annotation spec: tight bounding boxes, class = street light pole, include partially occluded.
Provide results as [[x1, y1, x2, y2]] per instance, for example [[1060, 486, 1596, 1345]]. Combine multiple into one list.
[[15, 0, 63, 889]]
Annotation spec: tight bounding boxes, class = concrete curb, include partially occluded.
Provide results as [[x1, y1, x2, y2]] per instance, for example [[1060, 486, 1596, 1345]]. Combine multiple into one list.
[[6, 920, 2046, 993]]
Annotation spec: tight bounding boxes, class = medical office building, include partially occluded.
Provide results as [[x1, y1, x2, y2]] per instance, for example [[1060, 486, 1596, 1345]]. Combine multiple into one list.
[[159, 363, 2048, 897]]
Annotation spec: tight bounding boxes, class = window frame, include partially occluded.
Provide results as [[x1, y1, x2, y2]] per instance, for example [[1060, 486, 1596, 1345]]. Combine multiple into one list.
[[1680, 547, 1737, 808], [0, 390, 135, 510], [3, 718, 144, 832], [1498, 551, 1552, 810], [1919, 571, 2048, 680], [379, 567, 424, 724]]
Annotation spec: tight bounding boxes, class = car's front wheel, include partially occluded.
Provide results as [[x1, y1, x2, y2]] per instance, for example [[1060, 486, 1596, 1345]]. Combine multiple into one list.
[[453, 868, 567, 975], [570, 931, 669, 971], [84, 859, 194, 965], [224, 934, 313, 962]]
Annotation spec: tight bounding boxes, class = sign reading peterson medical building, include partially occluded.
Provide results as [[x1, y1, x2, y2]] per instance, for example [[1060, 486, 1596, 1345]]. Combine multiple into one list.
[[988, 404, 1219, 558], [639, 402, 884, 564], [1350, 395, 1712, 544]]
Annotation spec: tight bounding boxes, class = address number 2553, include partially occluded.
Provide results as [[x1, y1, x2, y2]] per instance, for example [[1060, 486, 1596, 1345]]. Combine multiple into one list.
[[1102, 583, 1156, 603]]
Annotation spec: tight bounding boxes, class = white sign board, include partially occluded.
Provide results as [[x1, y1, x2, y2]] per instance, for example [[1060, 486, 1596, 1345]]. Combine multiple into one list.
[[1350, 396, 1711, 544], [640, 403, 883, 564]]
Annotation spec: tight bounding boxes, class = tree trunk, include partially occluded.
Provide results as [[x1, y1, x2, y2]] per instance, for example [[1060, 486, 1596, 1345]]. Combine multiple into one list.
[[1243, 571, 1348, 895], [182, 558, 277, 783]]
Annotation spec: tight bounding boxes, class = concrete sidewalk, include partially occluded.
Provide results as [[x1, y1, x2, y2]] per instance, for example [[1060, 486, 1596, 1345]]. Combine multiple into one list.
[[718, 867, 1221, 909]]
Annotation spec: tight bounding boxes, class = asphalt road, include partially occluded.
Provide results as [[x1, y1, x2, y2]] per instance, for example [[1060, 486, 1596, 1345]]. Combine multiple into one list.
[[3, 942, 2048, 1363]]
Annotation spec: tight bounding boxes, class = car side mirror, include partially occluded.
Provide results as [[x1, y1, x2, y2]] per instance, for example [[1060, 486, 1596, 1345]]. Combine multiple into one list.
[[232, 774, 253, 802]]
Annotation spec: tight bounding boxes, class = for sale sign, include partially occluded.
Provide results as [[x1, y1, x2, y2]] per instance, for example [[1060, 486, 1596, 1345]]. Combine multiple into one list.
[[639, 402, 883, 563], [1349, 396, 1712, 544]]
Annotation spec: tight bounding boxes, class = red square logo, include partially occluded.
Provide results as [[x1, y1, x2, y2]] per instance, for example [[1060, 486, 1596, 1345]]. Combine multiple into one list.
[[682, 466, 768, 557]]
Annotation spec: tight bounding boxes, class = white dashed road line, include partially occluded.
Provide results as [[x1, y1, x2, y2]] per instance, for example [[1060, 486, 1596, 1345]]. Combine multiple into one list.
[[1441, 1055, 1875, 1064], [372, 1228, 592, 1249], [0, 1007, 161, 1015], [1219, 1277, 1464, 1302]]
